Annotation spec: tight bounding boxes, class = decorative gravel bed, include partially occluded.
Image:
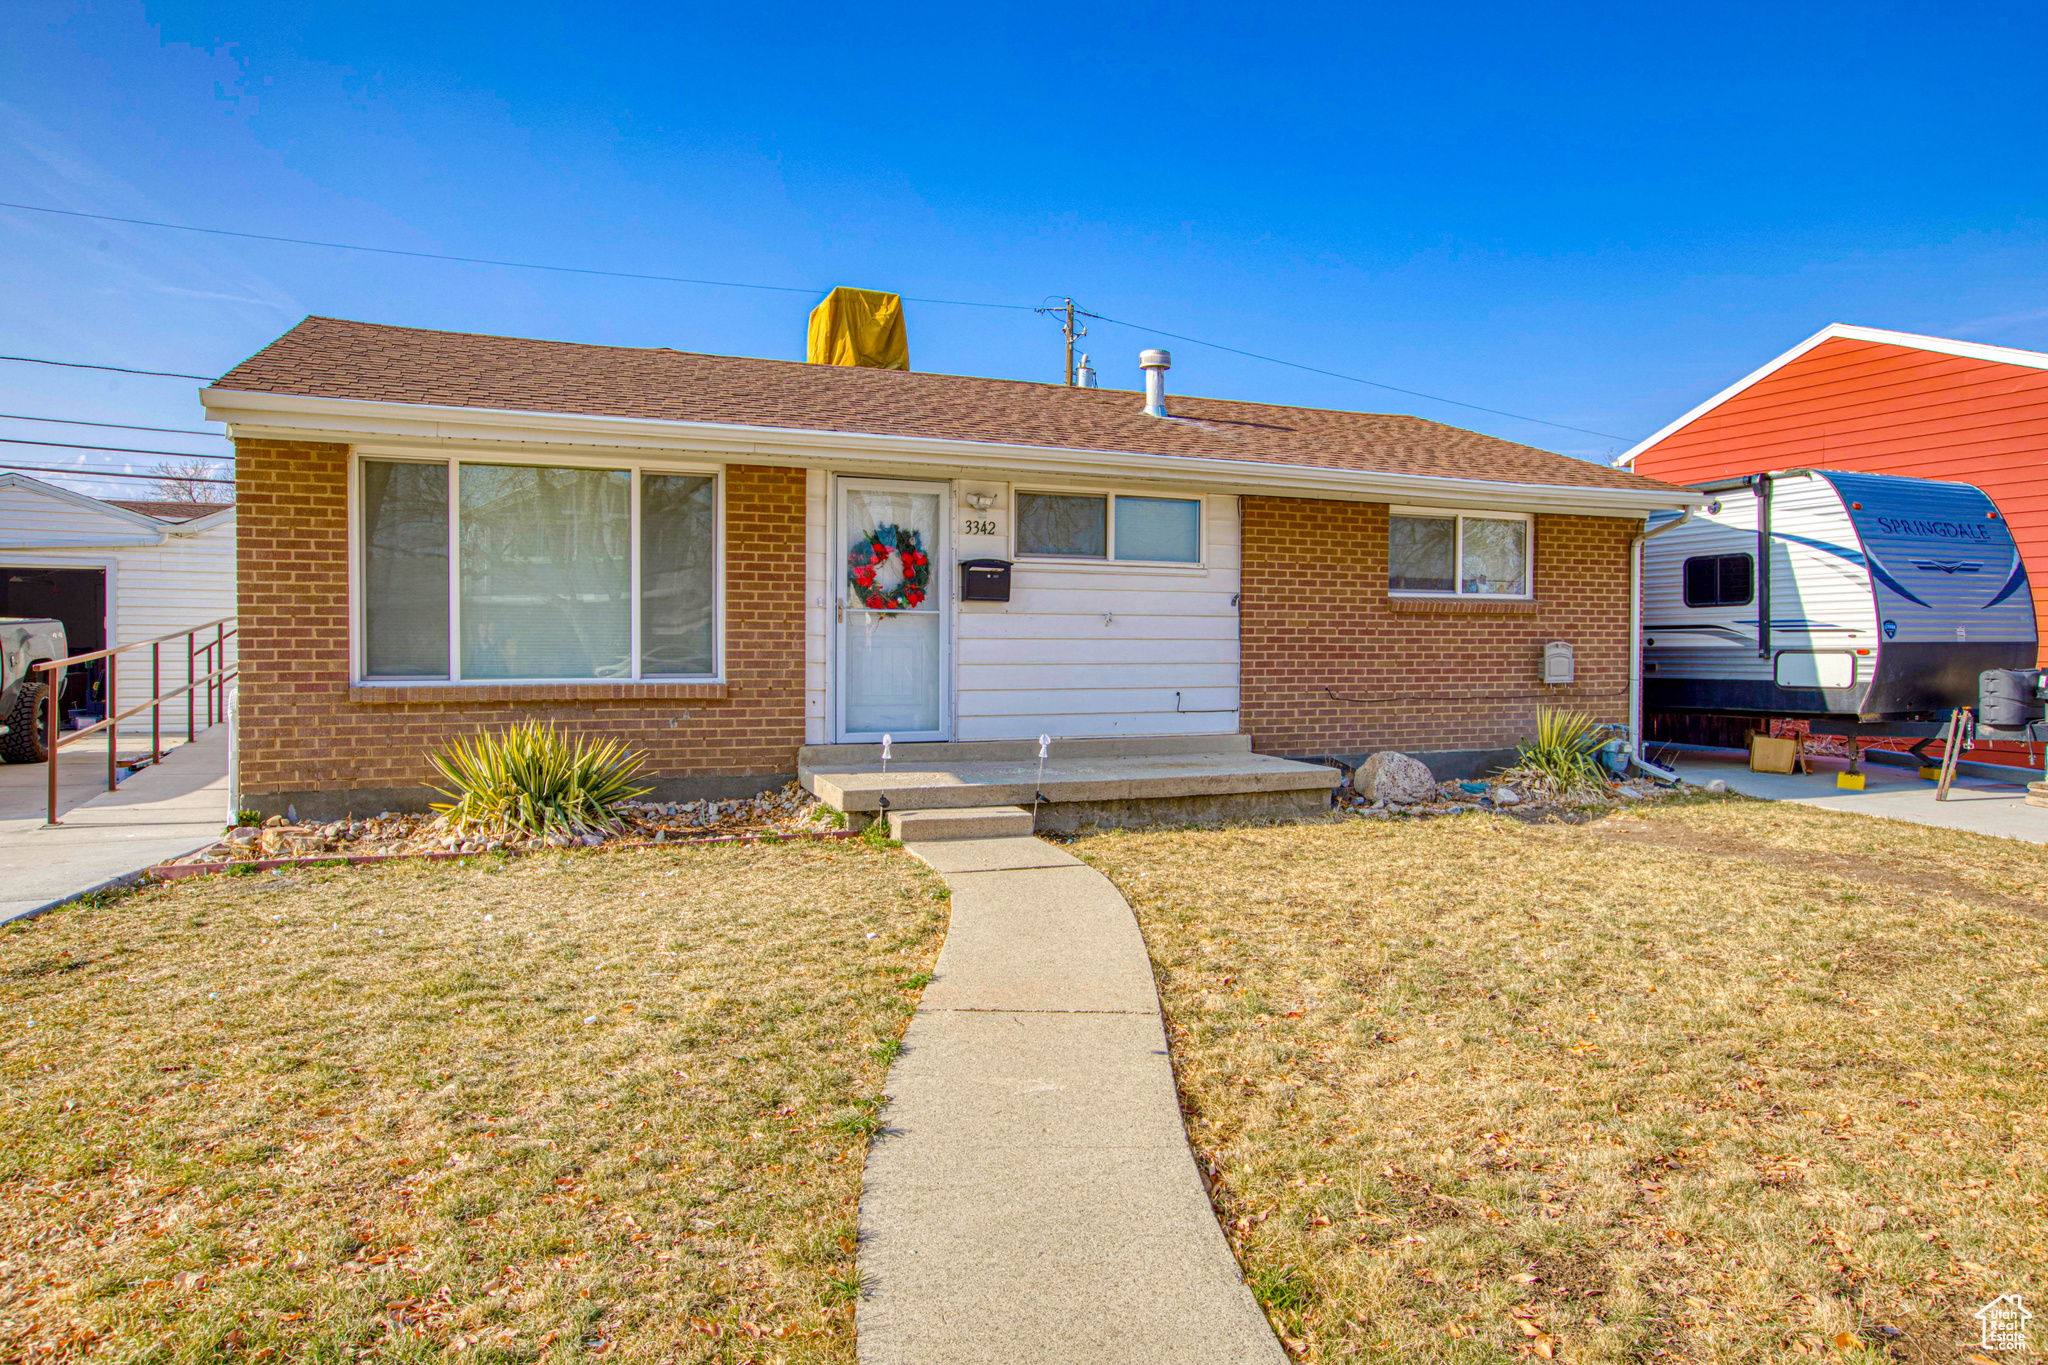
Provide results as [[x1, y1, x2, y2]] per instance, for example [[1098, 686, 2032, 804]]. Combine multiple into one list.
[[161, 783, 841, 867]]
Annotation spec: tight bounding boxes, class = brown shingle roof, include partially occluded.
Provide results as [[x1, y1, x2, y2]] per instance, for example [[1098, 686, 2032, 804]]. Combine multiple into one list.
[[216, 316, 1677, 495], [104, 499, 233, 522]]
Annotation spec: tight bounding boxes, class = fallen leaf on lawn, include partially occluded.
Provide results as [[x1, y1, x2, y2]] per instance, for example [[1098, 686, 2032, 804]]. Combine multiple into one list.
[[1833, 1332, 1860, 1350], [1510, 1272, 1539, 1284], [1533, 1334, 1556, 1359], [1517, 1317, 1543, 1336]]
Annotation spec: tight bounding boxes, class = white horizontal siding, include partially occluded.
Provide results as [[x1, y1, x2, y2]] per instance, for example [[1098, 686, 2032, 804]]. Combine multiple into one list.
[[957, 492, 1239, 741], [0, 495, 236, 730]]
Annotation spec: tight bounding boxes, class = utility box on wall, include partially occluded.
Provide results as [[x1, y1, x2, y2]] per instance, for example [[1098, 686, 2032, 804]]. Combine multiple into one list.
[[960, 558, 1012, 603], [1541, 641, 1575, 685]]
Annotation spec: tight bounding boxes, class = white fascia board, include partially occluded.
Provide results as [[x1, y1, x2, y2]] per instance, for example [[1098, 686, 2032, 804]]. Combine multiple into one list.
[[1617, 323, 2048, 467], [165, 505, 236, 535], [0, 471, 170, 532], [202, 387, 1700, 519]]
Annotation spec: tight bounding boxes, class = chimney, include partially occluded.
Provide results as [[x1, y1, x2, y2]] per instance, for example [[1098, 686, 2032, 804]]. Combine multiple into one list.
[[1139, 349, 1171, 418]]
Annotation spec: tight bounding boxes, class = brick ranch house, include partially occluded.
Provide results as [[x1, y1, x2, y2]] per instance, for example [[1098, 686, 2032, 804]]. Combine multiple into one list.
[[203, 316, 1694, 819]]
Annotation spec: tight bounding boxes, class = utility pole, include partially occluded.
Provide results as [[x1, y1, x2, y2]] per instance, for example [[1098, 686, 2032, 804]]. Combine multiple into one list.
[[1063, 298, 1078, 387], [1035, 297, 1090, 386]]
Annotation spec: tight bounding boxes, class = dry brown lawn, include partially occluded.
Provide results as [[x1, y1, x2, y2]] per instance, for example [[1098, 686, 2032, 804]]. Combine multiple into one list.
[[0, 839, 945, 1363], [1077, 798, 2048, 1364]]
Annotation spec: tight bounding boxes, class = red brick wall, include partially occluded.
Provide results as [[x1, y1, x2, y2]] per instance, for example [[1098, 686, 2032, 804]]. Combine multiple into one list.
[[1240, 497, 1635, 757], [234, 440, 807, 809]]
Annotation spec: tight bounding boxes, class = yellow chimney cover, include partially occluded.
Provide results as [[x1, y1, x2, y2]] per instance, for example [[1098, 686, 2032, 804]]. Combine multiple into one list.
[[807, 287, 909, 370]]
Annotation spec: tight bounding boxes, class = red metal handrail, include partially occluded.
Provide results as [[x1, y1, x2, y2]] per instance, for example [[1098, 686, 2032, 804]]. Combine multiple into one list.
[[30, 615, 237, 827]]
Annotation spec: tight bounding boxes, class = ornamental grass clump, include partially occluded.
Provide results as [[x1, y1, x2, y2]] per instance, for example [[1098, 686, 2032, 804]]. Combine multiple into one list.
[[428, 722, 651, 838], [1504, 705, 1609, 795]]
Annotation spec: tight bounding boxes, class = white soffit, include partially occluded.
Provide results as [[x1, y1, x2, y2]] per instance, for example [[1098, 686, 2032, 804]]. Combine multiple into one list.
[[202, 387, 1699, 517]]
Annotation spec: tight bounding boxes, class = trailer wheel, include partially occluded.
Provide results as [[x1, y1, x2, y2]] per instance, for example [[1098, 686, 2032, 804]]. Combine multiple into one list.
[[0, 680, 51, 764]]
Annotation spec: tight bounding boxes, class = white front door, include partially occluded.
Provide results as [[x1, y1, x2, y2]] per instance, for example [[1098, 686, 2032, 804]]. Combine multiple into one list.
[[834, 477, 951, 742]]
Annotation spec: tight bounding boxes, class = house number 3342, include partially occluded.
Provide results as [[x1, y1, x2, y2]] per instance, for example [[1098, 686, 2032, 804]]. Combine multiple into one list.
[[963, 518, 999, 536]]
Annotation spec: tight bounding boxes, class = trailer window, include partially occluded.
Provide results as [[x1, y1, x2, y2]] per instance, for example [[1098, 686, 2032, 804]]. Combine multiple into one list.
[[1683, 553, 1753, 608]]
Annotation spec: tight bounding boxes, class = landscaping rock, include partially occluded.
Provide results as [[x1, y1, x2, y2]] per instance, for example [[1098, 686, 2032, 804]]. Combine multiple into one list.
[[1493, 788, 1521, 806], [1355, 751, 1437, 806], [1705, 780, 1727, 793]]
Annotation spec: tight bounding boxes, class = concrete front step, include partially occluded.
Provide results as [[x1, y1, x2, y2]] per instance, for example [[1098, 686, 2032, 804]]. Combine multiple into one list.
[[887, 805, 1035, 842], [803, 747, 1340, 816]]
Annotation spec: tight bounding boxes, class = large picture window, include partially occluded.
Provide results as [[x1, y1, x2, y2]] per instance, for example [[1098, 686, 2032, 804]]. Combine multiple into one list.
[[1015, 490, 1202, 563], [357, 457, 720, 682], [1388, 510, 1532, 597]]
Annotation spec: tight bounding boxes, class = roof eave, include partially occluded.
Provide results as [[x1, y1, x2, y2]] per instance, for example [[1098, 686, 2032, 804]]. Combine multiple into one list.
[[201, 387, 1700, 517]]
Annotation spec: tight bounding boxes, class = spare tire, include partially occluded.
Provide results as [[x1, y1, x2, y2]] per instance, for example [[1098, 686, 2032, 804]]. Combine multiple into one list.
[[0, 680, 51, 764]]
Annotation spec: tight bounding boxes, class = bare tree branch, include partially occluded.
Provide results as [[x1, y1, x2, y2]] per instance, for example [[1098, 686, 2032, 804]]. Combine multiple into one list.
[[149, 459, 232, 504]]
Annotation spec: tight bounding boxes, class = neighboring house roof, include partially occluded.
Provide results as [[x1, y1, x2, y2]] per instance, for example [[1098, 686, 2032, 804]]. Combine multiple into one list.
[[105, 499, 236, 522], [0, 473, 236, 544], [1620, 323, 2048, 467], [213, 315, 1680, 500]]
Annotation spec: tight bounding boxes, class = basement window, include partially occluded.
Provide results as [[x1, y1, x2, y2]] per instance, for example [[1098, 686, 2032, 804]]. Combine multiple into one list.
[[357, 456, 721, 683], [1388, 509, 1531, 597]]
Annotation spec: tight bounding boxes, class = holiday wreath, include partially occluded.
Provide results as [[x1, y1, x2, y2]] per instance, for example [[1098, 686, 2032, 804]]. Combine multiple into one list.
[[848, 523, 931, 610]]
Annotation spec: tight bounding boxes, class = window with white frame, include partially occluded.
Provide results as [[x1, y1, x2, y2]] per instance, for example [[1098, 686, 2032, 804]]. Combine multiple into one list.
[[1388, 509, 1531, 597], [358, 457, 720, 682], [1014, 491, 1202, 563]]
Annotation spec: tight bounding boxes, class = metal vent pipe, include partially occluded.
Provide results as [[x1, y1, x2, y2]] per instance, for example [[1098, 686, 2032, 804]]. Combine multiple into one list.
[[1139, 349, 1172, 418]]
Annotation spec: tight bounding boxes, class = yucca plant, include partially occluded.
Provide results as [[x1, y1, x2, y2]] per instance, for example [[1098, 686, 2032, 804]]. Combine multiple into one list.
[[428, 722, 651, 838], [1511, 706, 1610, 792]]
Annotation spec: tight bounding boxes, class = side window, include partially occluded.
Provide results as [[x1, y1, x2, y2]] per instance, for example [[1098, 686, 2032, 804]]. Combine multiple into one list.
[[1683, 553, 1754, 607]]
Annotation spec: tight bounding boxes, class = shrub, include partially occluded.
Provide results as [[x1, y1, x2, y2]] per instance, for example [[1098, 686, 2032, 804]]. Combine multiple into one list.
[[1509, 706, 1609, 792], [428, 722, 651, 838]]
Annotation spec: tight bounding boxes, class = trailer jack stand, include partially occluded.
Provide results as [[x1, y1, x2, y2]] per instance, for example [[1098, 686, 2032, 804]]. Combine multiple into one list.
[[1837, 742, 1866, 791]]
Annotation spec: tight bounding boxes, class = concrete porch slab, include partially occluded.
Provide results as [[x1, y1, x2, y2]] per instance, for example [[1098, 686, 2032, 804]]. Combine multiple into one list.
[[802, 747, 1341, 815]]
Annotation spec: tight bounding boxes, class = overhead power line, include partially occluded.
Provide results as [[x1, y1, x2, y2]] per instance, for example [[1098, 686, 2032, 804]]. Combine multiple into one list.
[[0, 199, 1631, 441], [0, 353, 214, 380], [0, 436, 233, 459], [0, 411, 225, 437], [0, 461, 233, 485], [0, 200, 1030, 311], [1077, 310, 1630, 442]]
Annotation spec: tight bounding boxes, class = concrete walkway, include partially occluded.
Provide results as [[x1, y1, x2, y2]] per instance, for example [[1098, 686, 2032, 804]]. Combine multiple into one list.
[[859, 833, 1285, 1365], [0, 726, 230, 923], [1668, 746, 2047, 845]]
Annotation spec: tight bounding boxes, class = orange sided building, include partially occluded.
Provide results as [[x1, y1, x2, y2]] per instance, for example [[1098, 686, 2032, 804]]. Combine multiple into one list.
[[1621, 323, 2048, 767]]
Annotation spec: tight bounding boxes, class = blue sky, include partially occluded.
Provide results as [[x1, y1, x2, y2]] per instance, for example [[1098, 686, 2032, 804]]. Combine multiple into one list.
[[4, 1, 2046, 497]]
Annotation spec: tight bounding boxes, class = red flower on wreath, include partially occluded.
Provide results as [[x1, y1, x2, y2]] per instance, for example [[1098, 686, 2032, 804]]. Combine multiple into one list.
[[847, 523, 932, 611]]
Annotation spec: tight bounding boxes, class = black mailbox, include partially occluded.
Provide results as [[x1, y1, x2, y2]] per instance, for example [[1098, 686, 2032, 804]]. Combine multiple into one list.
[[960, 558, 1012, 603]]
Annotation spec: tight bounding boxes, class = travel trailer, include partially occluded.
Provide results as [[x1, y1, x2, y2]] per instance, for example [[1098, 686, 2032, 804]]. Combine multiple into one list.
[[1641, 469, 2036, 721]]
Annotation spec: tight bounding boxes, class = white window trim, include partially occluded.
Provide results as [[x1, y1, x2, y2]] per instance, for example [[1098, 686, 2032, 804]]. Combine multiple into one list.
[[1011, 487, 1208, 569], [348, 449, 727, 686], [1386, 505, 1535, 600]]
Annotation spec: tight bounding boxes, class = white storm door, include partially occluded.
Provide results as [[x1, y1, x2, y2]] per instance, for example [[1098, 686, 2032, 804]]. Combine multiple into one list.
[[834, 478, 951, 742]]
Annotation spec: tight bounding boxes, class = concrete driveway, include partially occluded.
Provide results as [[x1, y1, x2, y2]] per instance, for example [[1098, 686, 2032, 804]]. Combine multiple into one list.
[[1666, 746, 2046, 845]]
